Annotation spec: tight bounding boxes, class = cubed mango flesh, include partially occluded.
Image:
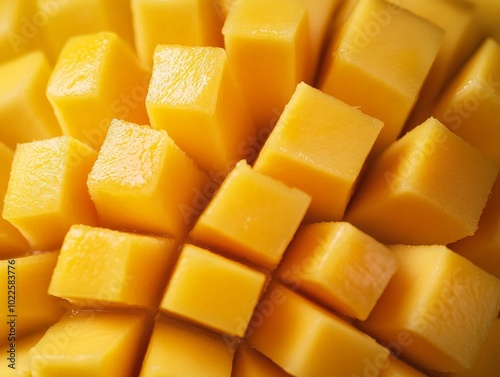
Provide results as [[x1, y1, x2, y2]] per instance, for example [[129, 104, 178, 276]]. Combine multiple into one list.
[[0, 51, 61, 150], [254, 82, 383, 222], [222, 0, 311, 129], [360, 244, 500, 373], [132, 0, 223, 66], [161, 244, 266, 337], [248, 284, 391, 377], [379, 358, 427, 377], [49, 224, 177, 309], [29, 311, 147, 377], [346, 117, 499, 245], [146, 44, 254, 174], [320, 0, 444, 154], [2, 136, 98, 251], [87, 119, 209, 238], [139, 316, 234, 377], [0, 330, 45, 377], [233, 343, 292, 377], [433, 38, 500, 165], [0, 252, 66, 345], [190, 160, 310, 268], [46, 31, 149, 149], [278, 222, 398, 320], [0, 142, 28, 257]]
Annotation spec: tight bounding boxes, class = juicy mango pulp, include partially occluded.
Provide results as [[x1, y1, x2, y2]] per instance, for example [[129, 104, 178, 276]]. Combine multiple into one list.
[[0, 0, 500, 377]]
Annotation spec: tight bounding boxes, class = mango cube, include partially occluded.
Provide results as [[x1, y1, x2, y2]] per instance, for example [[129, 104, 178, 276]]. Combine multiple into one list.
[[160, 244, 266, 337], [146, 45, 254, 173], [223, 0, 311, 129], [87, 119, 209, 238], [3, 136, 98, 251], [346, 117, 499, 245], [0, 330, 45, 377], [0, 252, 66, 344], [140, 317, 234, 377], [379, 358, 427, 377], [254, 82, 383, 222], [233, 344, 292, 377], [248, 284, 390, 377], [0, 51, 61, 150], [132, 0, 223, 65], [360, 245, 500, 373], [319, 0, 444, 153], [46, 31, 149, 149], [0, 143, 28, 256], [450, 176, 500, 279], [278, 222, 398, 320], [49, 224, 177, 309], [29, 311, 147, 377], [433, 38, 500, 164], [190, 160, 310, 268]]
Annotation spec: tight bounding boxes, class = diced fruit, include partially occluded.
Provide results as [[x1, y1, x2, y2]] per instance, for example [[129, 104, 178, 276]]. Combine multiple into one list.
[[379, 358, 427, 377], [432, 38, 500, 164], [254, 82, 383, 222], [160, 244, 266, 337], [49, 224, 177, 309], [29, 311, 147, 377], [87, 119, 209, 238], [248, 284, 391, 377], [0, 330, 45, 377], [0, 252, 66, 345], [346, 117, 499, 245], [223, 0, 311, 129], [278, 222, 397, 320], [3, 136, 97, 251], [449, 175, 500, 280], [0, 51, 61, 150], [190, 160, 310, 268], [0, 142, 28, 256], [131, 0, 223, 66], [359, 245, 500, 373], [233, 343, 292, 377], [46, 31, 149, 149], [146, 45, 254, 173], [462, 0, 500, 41], [319, 0, 444, 154], [140, 316, 234, 377]]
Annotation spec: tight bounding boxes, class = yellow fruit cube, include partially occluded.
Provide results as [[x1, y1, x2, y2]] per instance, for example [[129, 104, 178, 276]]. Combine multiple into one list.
[[346, 117, 499, 245], [248, 284, 390, 377], [190, 160, 310, 268], [254, 82, 383, 222], [0, 51, 61, 150], [3, 136, 98, 251], [46, 31, 149, 149], [379, 358, 427, 377], [223, 0, 311, 129], [0, 252, 66, 344], [0, 330, 45, 377], [319, 0, 444, 154], [360, 245, 500, 373], [433, 38, 500, 164], [29, 311, 147, 377], [0, 143, 28, 257], [87, 119, 210, 238], [233, 344, 292, 377], [146, 45, 254, 173], [450, 175, 500, 279], [139, 317, 234, 377], [132, 0, 223, 65], [160, 244, 266, 337], [278, 222, 398, 320], [49, 224, 177, 309]]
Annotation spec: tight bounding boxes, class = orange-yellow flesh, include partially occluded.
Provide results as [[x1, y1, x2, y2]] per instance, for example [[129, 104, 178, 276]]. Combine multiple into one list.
[[190, 160, 311, 268], [346, 117, 499, 245], [0, 330, 46, 377], [360, 244, 500, 373], [160, 244, 266, 337], [2, 136, 98, 251], [379, 357, 428, 377], [49, 224, 177, 309], [233, 344, 292, 377], [254, 81, 382, 222], [87, 119, 209, 238]]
